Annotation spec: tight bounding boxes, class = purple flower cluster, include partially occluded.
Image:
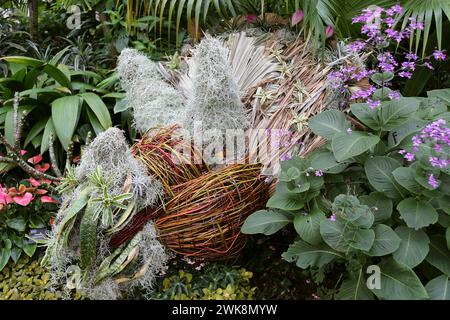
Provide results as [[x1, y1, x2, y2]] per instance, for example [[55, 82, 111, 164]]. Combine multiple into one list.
[[328, 4, 447, 109], [400, 119, 450, 189]]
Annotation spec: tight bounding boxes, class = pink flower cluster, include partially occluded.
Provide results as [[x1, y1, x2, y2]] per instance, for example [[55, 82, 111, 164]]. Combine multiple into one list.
[[399, 119, 450, 189], [328, 4, 447, 109]]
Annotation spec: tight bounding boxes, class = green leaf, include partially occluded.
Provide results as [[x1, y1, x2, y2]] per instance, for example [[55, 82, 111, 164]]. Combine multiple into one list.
[[10, 246, 22, 263], [446, 228, 450, 251], [309, 149, 349, 174], [51, 96, 81, 150], [4, 110, 14, 145], [22, 242, 37, 257], [350, 103, 380, 130], [43, 64, 72, 91], [80, 92, 112, 130], [293, 207, 326, 245], [40, 117, 56, 154], [86, 108, 104, 135], [282, 240, 342, 269], [80, 203, 98, 269], [58, 186, 94, 237], [365, 156, 406, 199], [332, 131, 380, 162], [308, 110, 349, 140], [29, 216, 46, 228], [427, 88, 450, 105], [0, 240, 12, 271], [368, 224, 401, 257], [397, 198, 438, 230], [241, 210, 293, 235], [388, 119, 427, 148], [393, 226, 430, 268], [24, 117, 47, 147], [267, 191, 305, 211], [1, 56, 44, 68], [392, 167, 422, 194], [6, 217, 27, 232], [379, 98, 420, 130], [320, 220, 374, 253], [336, 268, 374, 300], [360, 192, 393, 223], [371, 72, 394, 85], [427, 236, 450, 276], [425, 275, 450, 300], [371, 258, 428, 300]]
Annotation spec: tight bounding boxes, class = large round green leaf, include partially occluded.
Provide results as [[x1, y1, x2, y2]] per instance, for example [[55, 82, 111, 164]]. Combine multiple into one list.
[[293, 207, 326, 245], [320, 220, 375, 253], [426, 236, 450, 276], [368, 224, 401, 257], [360, 192, 393, 223], [425, 275, 450, 300], [282, 240, 342, 269], [335, 268, 375, 300], [365, 156, 407, 199], [393, 226, 430, 268], [51, 96, 81, 150], [379, 98, 420, 130], [371, 258, 428, 300], [308, 109, 349, 140], [392, 166, 422, 194], [241, 210, 293, 235], [332, 131, 380, 162], [267, 191, 305, 211], [397, 198, 438, 230], [309, 149, 349, 174], [351, 103, 380, 130]]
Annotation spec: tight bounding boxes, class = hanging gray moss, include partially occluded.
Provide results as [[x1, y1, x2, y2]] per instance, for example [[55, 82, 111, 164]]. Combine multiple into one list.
[[117, 49, 184, 133], [44, 128, 168, 300], [182, 36, 249, 141]]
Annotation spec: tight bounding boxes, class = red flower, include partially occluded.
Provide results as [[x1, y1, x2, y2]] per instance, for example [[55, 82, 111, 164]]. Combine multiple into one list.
[[40, 179, 52, 185], [29, 178, 41, 187], [35, 163, 50, 173], [36, 189, 48, 195], [246, 14, 258, 24], [41, 196, 57, 204], [13, 192, 33, 206], [27, 154, 43, 165]]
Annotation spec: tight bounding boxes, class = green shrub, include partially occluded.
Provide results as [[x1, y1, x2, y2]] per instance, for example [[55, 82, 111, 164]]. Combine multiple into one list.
[[242, 89, 450, 300], [151, 264, 256, 300]]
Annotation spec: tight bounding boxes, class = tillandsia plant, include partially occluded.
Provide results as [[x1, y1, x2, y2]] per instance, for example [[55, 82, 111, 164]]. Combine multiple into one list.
[[242, 86, 450, 299], [41, 127, 166, 300]]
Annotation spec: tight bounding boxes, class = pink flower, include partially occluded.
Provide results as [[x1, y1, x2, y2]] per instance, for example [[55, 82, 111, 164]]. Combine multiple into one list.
[[39, 179, 52, 185], [246, 14, 257, 24], [35, 163, 50, 173], [325, 25, 334, 38], [20, 150, 27, 155], [0, 186, 13, 205], [28, 178, 41, 187], [27, 154, 42, 165], [41, 196, 57, 204], [35, 189, 48, 195], [291, 9, 304, 26], [329, 214, 337, 221], [13, 192, 33, 206]]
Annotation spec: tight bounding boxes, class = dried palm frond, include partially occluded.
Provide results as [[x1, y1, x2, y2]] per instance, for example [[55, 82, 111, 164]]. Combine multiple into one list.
[[132, 125, 208, 197], [155, 163, 269, 260]]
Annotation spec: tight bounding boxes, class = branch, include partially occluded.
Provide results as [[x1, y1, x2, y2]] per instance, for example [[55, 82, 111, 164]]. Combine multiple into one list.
[[49, 135, 62, 178]]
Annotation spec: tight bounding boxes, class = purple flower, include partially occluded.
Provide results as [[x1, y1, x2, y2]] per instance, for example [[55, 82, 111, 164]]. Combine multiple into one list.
[[347, 40, 366, 53], [405, 52, 418, 61], [401, 61, 416, 71], [386, 4, 402, 16], [404, 152, 415, 162], [433, 49, 447, 61], [346, 128, 353, 135], [428, 174, 439, 189], [408, 17, 424, 30], [367, 99, 381, 109], [388, 90, 401, 100], [280, 153, 292, 161], [315, 170, 323, 177], [423, 61, 434, 70], [412, 135, 422, 146], [385, 17, 396, 27], [398, 71, 412, 78], [351, 86, 376, 100], [329, 214, 337, 222], [398, 149, 406, 155]]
